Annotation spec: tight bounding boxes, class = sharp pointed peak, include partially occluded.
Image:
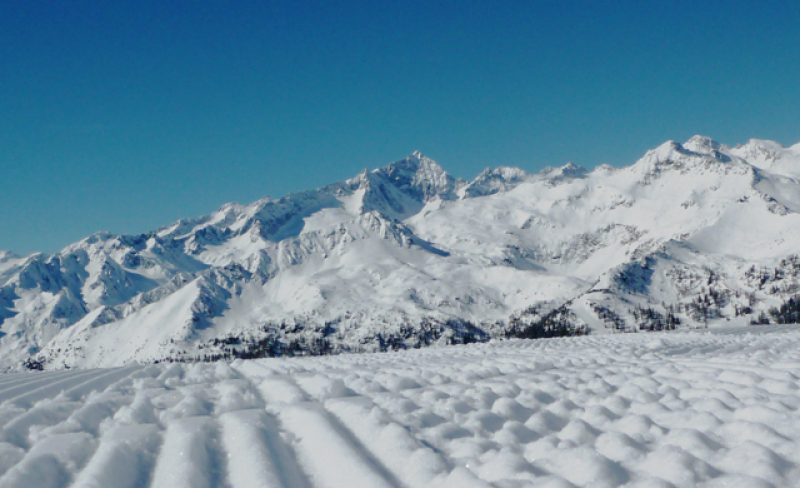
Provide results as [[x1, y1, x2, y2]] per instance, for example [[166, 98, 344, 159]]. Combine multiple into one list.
[[404, 150, 443, 170], [380, 150, 447, 175], [409, 149, 426, 160], [360, 150, 457, 203]]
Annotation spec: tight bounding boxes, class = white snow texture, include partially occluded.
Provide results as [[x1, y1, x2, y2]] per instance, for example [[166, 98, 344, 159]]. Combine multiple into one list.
[[1, 326, 800, 487]]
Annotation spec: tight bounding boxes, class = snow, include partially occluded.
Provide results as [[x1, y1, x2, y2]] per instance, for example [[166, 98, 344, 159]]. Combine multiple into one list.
[[730, 139, 800, 179], [1, 326, 800, 486], [3, 136, 800, 370]]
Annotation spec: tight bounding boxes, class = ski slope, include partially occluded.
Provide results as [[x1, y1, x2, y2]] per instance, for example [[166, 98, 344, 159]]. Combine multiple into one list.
[[1, 327, 800, 487]]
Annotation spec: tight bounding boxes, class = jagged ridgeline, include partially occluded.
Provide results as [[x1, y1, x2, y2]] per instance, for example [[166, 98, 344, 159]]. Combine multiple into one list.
[[3, 136, 800, 370]]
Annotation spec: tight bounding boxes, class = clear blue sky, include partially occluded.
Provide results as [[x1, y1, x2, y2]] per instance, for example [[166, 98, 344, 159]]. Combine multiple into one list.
[[2, 0, 799, 254]]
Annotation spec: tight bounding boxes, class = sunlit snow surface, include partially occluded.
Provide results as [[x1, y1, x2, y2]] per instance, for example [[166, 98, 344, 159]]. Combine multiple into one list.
[[2, 327, 800, 487]]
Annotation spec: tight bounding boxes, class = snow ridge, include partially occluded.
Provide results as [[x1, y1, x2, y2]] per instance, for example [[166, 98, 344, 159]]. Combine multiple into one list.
[[1, 327, 800, 486], [2, 137, 800, 370]]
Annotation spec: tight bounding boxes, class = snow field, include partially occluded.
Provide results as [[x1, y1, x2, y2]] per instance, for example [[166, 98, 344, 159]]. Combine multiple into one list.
[[1, 326, 800, 487]]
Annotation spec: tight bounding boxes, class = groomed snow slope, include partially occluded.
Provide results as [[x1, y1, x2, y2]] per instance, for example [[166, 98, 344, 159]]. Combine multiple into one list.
[[2, 326, 800, 487]]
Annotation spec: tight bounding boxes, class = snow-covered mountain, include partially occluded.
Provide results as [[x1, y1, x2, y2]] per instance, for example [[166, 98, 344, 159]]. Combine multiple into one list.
[[3, 136, 800, 370]]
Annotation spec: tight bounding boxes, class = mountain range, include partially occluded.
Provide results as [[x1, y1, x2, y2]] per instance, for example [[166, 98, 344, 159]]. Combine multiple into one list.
[[3, 135, 800, 370]]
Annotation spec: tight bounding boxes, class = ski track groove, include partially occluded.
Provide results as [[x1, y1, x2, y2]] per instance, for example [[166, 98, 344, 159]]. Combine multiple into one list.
[[0, 370, 78, 392], [277, 377, 403, 488], [0, 367, 144, 488], [0, 369, 102, 404], [226, 362, 312, 488], [0, 368, 135, 450], [52, 367, 145, 480], [239, 361, 489, 487], [149, 416, 223, 488], [2, 328, 800, 486]]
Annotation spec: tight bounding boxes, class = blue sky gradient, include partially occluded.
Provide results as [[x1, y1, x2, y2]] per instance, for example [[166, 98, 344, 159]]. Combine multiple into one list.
[[2, 0, 799, 253]]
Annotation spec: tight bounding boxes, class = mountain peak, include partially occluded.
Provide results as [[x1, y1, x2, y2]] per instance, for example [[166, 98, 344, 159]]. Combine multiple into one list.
[[0, 250, 18, 261], [479, 166, 527, 179], [7, 134, 800, 371], [539, 161, 588, 181], [742, 138, 784, 150], [683, 135, 721, 153], [374, 152, 456, 201], [461, 166, 528, 198], [392, 150, 446, 174], [728, 138, 800, 178], [730, 139, 784, 160], [554, 161, 587, 178], [560, 161, 581, 172]]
